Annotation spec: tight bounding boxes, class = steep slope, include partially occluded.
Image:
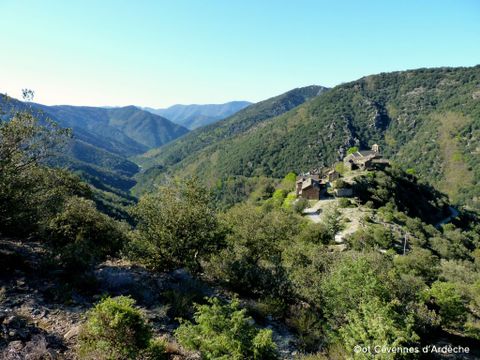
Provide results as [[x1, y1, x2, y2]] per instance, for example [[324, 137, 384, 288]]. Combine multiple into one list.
[[134, 85, 328, 171], [136, 66, 480, 210], [145, 101, 252, 129]]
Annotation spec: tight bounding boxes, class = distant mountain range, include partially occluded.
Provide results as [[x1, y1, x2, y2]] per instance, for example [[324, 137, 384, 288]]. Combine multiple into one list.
[[31, 104, 189, 155], [144, 101, 252, 129]]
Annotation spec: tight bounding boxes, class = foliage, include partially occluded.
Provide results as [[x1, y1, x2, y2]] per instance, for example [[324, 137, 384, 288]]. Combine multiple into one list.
[[336, 299, 418, 359], [346, 146, 358, 155], [292, 197, 309, 213], [394, 247, 440, 283], [46, 196, 128, 271], [206, 203, 302, 298], [354, 167, 449, 224], [426, 281, 468, 327], [320, 254, 392, 328], [78, 296, 165, 360], [175, 297, 278, 360], [321, 207, 342, 238], [127, 178, 223, 273], [280, 172, 297, 190], [286, 305, 324, 352], [0, 108, 72, 234], [211, 175, 276, 210]]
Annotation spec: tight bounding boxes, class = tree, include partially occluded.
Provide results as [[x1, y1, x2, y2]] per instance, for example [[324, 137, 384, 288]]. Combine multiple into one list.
[[322, 207, 342, 238], [320, 254, 391, 328], [175, 297, 277, 360], [128, 178, 223, 273], [206, 204, 301, 297], [47, 196, 127, 271], [0, 100, 72, 234], [394, 247, 440, 283]]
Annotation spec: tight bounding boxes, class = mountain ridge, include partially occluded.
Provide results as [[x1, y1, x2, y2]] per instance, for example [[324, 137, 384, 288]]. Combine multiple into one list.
[[144, 100, 252, 129]]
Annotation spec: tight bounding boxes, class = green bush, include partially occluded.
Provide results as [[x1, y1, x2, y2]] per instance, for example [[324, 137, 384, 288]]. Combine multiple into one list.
[[347, 146, 359, 155], [282, 193, 298, 211], [127, 178, 223, 273], [338, 198, 350, 208], [427, 281, 467, 327], [336, 299, 418, 358], [286, 305, 323, 352], [292, 197, 309, 213], [78, 296, 166, 360], [206, 204, 300, 298], [175, 297, 278, 360], [47, 196, 127, 271]]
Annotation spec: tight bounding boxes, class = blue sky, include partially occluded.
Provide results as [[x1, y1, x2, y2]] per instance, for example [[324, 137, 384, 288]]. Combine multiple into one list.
[[0, 0, 479, 107]]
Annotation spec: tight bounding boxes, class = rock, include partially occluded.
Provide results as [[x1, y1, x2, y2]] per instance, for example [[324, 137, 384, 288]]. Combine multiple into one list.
[[32, 308, 48, 318], [7, 339, 23, 351], [64, 325, 80, 340]]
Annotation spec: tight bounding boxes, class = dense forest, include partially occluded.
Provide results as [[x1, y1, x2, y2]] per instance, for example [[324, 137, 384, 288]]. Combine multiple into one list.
[[1, 66, 480, 359]]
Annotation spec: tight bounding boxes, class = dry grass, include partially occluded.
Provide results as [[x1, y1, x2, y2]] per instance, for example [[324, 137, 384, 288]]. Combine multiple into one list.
[[434, 112, 474, 202]]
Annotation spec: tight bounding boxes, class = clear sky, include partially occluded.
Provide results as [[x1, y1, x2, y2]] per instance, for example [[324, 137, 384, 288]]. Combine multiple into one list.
[[0, 0, 479, 108]]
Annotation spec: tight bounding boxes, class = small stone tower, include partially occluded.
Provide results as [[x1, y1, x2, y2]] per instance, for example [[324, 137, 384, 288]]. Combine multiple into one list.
[[372, 144, 380, 153]]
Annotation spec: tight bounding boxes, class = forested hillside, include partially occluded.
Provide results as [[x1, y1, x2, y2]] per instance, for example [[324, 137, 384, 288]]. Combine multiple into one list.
[[133, 85, 328, 194], [31, 104, 189, 154], [136, 66, 480, 211]]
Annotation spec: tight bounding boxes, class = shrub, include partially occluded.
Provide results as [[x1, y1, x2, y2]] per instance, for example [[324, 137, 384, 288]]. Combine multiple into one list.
[[286, 305, 323, 352], [347, 146, 359, 155], [427, 281, 467, 327], [139, 338, 168, 360], [206, 204, 300, 298], [47, 196, 127, 272], [0, 108, 71, 235], [280, 172, 297, 190], [282, 192, 298, 211], [78, 296, 165, 360], [336, 299, 418, 358], [161, 280, 205, 319], [338, 198, 350, 208], [128, 178, 223, 273], [175, 297, 278, 360], [292, 197, 309, 213]]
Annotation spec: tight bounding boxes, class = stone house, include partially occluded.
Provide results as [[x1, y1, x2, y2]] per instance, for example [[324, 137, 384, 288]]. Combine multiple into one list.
[[296, 175, 325, 200], [343, 144, 382, 171]]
